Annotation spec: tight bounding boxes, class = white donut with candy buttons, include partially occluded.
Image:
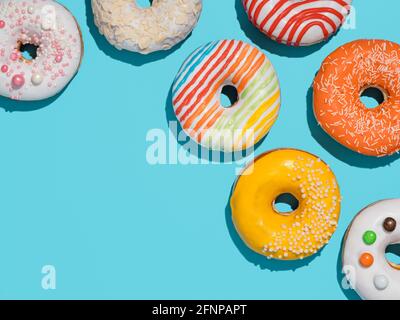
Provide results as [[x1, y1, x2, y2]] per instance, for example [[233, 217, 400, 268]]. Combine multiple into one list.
[[342, 199, 400, 300], [0, 0, 83, 101]]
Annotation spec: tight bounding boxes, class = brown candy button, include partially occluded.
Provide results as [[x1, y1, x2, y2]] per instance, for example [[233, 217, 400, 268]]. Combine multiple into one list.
[[383, 217, 396, 232]]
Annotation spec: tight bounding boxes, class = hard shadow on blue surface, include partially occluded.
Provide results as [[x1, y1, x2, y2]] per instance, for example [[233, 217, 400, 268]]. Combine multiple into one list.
[[306, 86, 400, 168], [0, 86, 67, 112], [164, 85, 267, 163], [85, 0, 187, 66], [225, 184, 323, 271], [234, 0, 335, 57], [336, 233, 362, 300]]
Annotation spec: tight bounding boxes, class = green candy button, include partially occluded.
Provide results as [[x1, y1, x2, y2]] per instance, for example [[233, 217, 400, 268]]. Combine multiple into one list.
[[363, 231, 377, 245]]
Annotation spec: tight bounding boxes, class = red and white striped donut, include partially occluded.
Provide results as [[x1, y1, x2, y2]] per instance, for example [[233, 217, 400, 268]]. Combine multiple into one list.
[[242, 0, 352, 47]]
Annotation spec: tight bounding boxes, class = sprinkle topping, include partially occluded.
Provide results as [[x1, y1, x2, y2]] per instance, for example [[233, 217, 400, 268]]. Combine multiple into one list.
[[359, 252, 374, 268], [383, 217, 396, 232], [362, 230, 377, 245]]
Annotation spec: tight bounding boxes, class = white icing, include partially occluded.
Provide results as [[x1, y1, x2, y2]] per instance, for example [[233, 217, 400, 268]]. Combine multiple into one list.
[[0, 0, 83, 101], [91, 0, 202, 54], [343, 199, 400, 300]]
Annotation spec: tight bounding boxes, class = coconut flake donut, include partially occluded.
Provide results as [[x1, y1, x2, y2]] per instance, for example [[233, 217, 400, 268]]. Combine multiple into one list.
[[172, 40, 281, 152], [91, 0, 202, 54], [0, 0, 83, 101], [314, 40, 400, 157], [342, 199, 400, 300], [242, 0, 352, 46], [230, 149, 341, 260]]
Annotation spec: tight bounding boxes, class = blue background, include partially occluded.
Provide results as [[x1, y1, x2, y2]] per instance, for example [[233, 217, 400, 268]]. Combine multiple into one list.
[[0, 0, 397, 299]]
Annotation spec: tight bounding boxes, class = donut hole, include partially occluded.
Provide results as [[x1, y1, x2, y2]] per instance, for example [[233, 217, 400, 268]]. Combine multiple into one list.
[[360, 86, 386, 109], [136, 0, 153, 8], [273, 193, 299, 216], [220, 85, 239, 108], [385, 243, 400, 270], [19, 43, 39, 61]]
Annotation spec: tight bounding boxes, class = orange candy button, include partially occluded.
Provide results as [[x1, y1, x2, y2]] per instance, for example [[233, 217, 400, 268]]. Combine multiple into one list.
[[359, 253, 374, 268]]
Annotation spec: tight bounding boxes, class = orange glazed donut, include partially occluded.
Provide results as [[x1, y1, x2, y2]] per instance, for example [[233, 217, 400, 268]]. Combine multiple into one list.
[[313, 39, 400, 157]]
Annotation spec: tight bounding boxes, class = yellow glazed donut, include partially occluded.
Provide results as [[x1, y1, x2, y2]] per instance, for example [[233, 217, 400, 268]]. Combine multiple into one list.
[[230, 149, 341, 260]]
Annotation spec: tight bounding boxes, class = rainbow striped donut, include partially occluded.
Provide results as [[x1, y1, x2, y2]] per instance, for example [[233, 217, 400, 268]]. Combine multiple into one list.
[[172, 40, 281, 152], [242, 0, 352, 46]]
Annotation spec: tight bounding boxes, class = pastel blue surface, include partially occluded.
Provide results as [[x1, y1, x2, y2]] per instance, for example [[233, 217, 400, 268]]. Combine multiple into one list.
[[0, 0, 398, 300]]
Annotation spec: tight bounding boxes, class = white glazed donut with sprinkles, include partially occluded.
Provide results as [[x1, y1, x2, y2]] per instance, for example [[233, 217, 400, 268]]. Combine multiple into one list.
[[91, 0, 202, 54], [343, 199, 400, 300], [0, 0, 83, 101]]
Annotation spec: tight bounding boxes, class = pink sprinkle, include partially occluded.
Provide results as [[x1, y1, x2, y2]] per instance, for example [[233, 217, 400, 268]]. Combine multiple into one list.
[[10, 52, 18, 61], [0, 20, 5, 29], [55, 54, 63, 63], [11, 74, 25, 88], [1, 65, 8, 73]]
